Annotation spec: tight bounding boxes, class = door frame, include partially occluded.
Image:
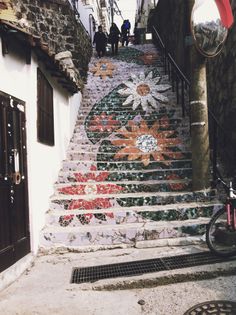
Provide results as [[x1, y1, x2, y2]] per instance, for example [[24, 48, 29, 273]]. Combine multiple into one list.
[[0, 90, 30, 273]]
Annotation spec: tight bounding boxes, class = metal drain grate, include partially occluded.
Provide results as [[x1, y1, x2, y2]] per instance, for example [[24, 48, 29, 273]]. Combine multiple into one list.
[[183, 300, 236, 315], [71, 251, 235, 284]]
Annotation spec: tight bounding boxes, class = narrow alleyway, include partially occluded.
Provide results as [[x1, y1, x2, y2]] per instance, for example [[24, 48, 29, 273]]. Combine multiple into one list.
[[0, 43, 236, 315], [40, 43, 221, 250]]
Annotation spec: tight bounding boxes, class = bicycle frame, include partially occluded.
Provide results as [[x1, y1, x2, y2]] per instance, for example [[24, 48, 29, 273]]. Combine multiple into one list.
[[226, 202, 236, 229], [206, 178, 236, 257], [228, 182, 236, 229]]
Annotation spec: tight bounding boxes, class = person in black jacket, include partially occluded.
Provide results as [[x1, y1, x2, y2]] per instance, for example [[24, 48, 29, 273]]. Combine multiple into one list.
[[109, 22, 121, 55], [93, 25, 107, 58]]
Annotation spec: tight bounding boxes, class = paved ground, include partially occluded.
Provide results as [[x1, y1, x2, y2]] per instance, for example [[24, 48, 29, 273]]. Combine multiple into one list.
[[0, 246, 236, 315]]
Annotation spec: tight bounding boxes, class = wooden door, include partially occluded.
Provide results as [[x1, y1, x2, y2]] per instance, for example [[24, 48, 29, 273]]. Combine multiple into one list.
[[0, 91, 30, 273]]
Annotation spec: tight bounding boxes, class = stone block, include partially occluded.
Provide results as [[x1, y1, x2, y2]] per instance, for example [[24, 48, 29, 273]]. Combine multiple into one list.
[[55, 51, 72, 60]]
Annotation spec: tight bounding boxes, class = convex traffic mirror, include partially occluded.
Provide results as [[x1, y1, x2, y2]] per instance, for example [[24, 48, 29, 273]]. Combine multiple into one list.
[[191, 0, 228, 57]]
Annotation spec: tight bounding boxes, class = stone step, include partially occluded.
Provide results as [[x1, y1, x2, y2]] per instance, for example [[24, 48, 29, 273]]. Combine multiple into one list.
[[54, 179, 192, 196], [76, 110, 186, 122], [49, 189, 216, 211], [40, 218, 210, 248], [77, 105, 182, 114], [66, 149, 191, 161], [67, 142, 190, 153], [46, 202, 222, 228], [75, 118, 189, 130], [57, 168, 192, 183], [71, 127, 190, 143], [61, 159, 192, 172]]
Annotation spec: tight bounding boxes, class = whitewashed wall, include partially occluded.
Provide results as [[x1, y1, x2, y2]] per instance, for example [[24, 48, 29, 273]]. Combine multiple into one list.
[[0, 38, 81, 253], [67, 0, 98, 39]]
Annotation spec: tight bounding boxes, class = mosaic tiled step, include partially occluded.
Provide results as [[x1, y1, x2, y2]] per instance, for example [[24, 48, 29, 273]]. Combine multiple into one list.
[[71, 125, 190, 145], [71, 127, 191, 143], [68, 143, 189, 154], [57, 168, 192, 183], [76, 118, 189, 131], [82, 115, 187, 125], [49, 190, 216, 211], [40, 218, 210, 248], [76, 108, 186, 120], [80, 103, 178, 112], [46, 202, 222, 227], [62, 159, 192, 172], [67, 150, 191, 161], [54, 179, 192, 196]]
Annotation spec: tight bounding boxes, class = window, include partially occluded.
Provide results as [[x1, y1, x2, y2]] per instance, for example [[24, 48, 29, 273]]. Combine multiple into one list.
[[37, 68, 54, 146]]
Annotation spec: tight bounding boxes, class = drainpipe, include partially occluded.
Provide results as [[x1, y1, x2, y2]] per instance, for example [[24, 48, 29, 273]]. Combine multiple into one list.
[[110, 0, 114, 24], [188, 0, 210, 191]]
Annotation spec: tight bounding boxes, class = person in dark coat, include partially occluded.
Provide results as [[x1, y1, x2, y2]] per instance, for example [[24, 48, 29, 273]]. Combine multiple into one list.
[[93, 25, 107, 58], [109, 22, 121, 55]]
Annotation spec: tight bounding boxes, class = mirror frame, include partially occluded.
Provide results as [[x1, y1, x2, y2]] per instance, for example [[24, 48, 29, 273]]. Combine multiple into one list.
[[190, 0, 228, 58]]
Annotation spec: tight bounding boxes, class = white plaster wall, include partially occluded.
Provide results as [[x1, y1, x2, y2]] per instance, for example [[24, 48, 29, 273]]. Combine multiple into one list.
[[67, 0, 98, 39], [77, 1, 95, 37], [0, 38, 81, 253]]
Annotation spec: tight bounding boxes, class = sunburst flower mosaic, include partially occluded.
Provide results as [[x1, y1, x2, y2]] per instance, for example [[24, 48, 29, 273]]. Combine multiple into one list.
[[111, 118, 183, 166], [90, 59, 116, 79], [118, 71, 171, 112]]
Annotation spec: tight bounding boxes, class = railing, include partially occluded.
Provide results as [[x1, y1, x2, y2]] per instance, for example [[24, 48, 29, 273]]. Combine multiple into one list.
[[152, 25, 235, 182], [152, 26, 190, 118], [208, 108, 235, 181]]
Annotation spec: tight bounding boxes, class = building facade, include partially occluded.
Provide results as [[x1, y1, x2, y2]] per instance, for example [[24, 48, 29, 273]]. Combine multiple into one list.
[[0, 0, 92, 288]]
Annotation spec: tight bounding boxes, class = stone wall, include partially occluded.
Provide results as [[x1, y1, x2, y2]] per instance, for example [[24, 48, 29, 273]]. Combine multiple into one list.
[[207, 1, 236, 172], [11, 0, 92, 84], [149, 0, 190, 75], [149, 0, 236, 173]]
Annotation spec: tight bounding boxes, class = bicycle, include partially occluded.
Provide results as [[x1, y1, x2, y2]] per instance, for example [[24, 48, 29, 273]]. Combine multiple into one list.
[[206, 177, 236, 257]]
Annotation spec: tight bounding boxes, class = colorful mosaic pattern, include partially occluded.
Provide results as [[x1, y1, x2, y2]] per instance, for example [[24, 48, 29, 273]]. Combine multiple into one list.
[[42, 44, 222, 248], [118, 71, 171, 112], [90, 59, 116, 79]]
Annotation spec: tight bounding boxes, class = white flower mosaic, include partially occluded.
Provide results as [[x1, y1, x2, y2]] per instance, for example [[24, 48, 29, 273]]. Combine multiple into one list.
[[118, 71, 171, 112], [136, 135, 158, 153]]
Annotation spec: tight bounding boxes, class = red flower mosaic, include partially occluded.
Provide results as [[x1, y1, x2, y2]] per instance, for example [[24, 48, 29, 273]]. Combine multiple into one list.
[[68, 198, 112, 211], [59, 214, 74, 227], [74, 167, 109, 183], [58, 165, 117, 226], [88, 112, 120, 133], [59, 183, 124, 196], [166, 174, 186, 191]]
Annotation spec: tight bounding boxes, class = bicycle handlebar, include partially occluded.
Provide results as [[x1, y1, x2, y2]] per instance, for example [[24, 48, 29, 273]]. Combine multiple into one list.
[[216, 177, 236, 197]]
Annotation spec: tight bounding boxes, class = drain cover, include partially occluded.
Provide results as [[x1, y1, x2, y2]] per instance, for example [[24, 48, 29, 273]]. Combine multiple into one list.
[[71, 251, 235, 284], [184, 300, 236, 315]]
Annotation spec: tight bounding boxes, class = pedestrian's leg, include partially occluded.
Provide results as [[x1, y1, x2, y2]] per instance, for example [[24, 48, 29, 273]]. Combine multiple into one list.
[[115, 41, 118, 54], [111, 43, 115, 55]]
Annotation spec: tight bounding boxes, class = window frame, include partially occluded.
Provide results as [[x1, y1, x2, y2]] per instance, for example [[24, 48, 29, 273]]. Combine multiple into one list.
[[37, 68, 55, 146]]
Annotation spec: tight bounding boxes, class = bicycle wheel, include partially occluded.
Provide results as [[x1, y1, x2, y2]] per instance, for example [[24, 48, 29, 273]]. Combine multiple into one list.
[[206, 207, 236, 257]]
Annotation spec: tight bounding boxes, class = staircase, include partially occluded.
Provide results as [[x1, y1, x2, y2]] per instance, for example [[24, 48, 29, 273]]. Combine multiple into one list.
[[40, 44, 222, 251]]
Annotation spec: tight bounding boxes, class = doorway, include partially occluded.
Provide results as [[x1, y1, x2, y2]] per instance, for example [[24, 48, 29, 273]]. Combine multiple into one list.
[[0, 91, 30, 273]]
